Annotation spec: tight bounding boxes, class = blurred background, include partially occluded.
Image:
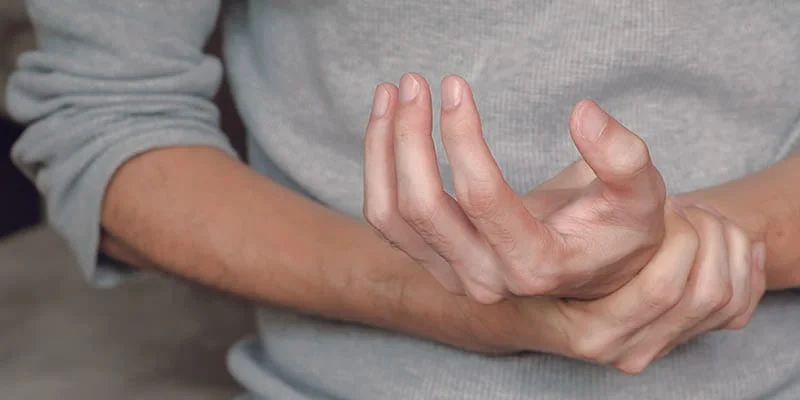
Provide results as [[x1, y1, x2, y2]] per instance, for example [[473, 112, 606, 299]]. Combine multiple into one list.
[[1, 2, 255, 398]]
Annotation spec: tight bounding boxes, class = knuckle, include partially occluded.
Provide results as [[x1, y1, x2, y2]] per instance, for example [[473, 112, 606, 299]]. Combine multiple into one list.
[[726, 299, 758, 331], [644, 287, 683, 312], [641, 274, 684, 312], [720, 283, 735, 308], [613, 355, 651, 375], [726, 313, 754, 330], [732, 299, 750, 319], [457, 179, 503, 220], [502, 231, 521, 254], [464, 283, 504, 305], [568, 331, 616, 364], [733, 295, 753, 318], [694, 281, 734, 313], [397, 191, 443, 228], [363, 199, 396, 233], [672, 218, 701, 255]]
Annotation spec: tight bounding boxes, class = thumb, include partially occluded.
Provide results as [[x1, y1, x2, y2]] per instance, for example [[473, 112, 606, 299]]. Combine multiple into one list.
[[568, 99, 665, 208]]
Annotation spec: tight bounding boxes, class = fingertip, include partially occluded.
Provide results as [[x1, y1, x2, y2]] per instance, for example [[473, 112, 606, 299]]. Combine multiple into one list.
[[371, 83, 396, 119], [568, 99, 657, 193], [378, 81, 399, 96], [441, 75, 464, 111], [404, 72, 427, 83], [399, 73, 422, 104], [570, 99, 608, 144], [401, 72, 431, 92], [570, 99, 599, 124], [441, 73, 468, 87]]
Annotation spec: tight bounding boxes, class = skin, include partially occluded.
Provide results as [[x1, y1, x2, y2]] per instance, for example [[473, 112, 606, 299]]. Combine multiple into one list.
[[364, 73, 764, 372], [99, 73, 796, 373], [371, 73, 670, 302]]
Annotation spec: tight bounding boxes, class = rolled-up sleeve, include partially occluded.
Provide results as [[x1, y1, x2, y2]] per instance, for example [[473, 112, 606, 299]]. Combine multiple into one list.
[[5, 0, 237, 287]]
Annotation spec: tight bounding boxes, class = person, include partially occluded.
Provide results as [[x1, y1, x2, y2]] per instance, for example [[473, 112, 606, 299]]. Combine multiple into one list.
[[6, 0, 800, 399]]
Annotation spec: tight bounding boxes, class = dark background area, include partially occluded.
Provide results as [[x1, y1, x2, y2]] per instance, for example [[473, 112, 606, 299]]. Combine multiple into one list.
[[0, 117, 39, 238]]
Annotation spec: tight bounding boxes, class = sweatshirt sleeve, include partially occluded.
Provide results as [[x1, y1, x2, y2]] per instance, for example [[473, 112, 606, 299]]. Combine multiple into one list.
[[5, 0, 238, 287]]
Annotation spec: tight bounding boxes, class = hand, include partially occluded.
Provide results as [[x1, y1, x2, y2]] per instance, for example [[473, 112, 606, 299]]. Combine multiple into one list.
[[363, 73, 667, 302], [468, 204, 767, 373]]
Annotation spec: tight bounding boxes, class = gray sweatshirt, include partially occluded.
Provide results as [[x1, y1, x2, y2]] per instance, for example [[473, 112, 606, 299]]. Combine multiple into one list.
[[7, 1, 800, 399]]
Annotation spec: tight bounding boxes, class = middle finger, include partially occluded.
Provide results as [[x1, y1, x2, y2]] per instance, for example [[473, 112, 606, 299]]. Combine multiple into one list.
[[393, 73, 505, 302]]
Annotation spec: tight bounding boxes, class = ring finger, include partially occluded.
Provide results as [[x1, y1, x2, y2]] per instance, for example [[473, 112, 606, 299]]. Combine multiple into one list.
[[363, 82, 464, 293]]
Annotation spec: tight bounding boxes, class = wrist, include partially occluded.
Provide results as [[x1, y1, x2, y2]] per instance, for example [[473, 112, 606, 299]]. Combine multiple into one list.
[[671, 159, 800, 289], [456, 297, 565, 356], [379, 253, 521, 354], [671, 190, 769, 244], [454, 300, 525, 354]]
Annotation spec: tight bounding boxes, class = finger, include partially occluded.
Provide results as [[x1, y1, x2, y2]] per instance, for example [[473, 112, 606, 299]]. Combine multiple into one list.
[[363, 83, 464, 293], [556, 201, 697, 367], [393, 73, 504, 303], [653, 345, 674, 362], [568, 99, 665, 217], [677, 212, 752, 336], [615, 206, 733, 374], [582, 200, 696, 333], [659, 241, 763, 356], [439, 74, 561, 296], [726, 241, 766, 329]]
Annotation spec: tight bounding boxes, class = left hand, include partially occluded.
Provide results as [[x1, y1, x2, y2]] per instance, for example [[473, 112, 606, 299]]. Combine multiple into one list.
[[363, 73, 670, 302], [470, 202, 767, 373]]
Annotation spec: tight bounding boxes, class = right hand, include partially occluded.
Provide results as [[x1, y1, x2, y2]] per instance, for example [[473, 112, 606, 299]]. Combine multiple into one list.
[[466, 204, 766, 373], [363, 73, 670, 302]]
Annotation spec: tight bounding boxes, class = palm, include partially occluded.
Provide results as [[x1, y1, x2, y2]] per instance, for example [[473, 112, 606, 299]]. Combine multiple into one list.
[[518, 159, 666, 298]]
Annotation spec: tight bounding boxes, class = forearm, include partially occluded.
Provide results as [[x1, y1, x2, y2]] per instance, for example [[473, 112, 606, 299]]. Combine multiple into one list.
[[677, 151, 800, 289], [100, 146, 493, 351]]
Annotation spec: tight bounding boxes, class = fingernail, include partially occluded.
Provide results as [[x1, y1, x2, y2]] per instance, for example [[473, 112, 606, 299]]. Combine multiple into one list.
[[399, 74, 420, 103], [441, 75, 462, 110], [371, 85, 390, 118], [695, 203, 724, 218], [753, 242, 766, 272], [577, 100, 608, 143]]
